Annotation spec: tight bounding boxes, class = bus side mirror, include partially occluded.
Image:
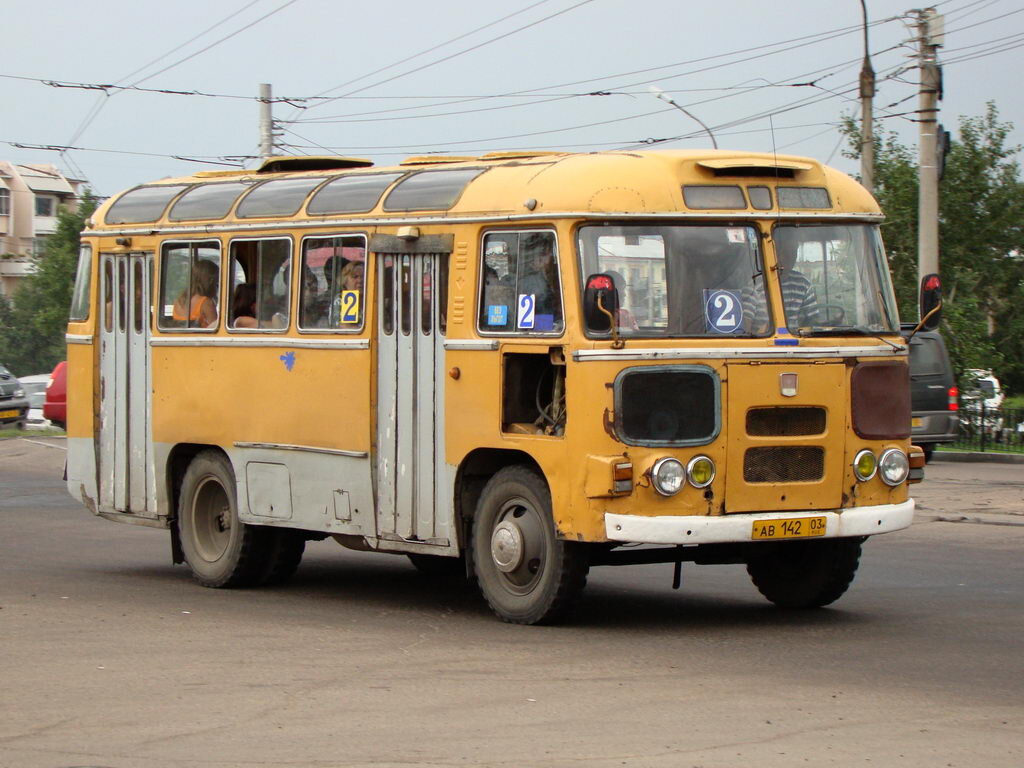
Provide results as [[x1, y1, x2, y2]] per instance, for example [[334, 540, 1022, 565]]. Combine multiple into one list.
[[919, 273, 942, 331], [583, 273, 620, 332]]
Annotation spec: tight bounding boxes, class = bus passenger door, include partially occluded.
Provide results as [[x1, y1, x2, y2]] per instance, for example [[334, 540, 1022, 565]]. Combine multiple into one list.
[[375, 239, 456, 553], [98, 253, 154, 517]]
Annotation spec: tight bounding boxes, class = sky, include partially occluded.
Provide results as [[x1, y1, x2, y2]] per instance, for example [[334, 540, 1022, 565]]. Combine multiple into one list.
[[3, 0, 1022, 199]]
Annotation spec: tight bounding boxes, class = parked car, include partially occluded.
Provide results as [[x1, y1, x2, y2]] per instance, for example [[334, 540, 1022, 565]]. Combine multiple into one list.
[[901, 325, 958, 462], [961, 369, 1004, 410], [0, 364, 30, 429], [43, 360, 67, 431], [960, 368, 1005, 438], [19, 373, 53, 430]]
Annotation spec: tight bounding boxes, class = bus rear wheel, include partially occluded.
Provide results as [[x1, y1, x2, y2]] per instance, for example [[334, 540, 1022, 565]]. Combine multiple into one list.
[[746, 537, 863, 609], [471, 466, 588, 625], [178, 451, 267, 588], [259, 529, 306, 586]]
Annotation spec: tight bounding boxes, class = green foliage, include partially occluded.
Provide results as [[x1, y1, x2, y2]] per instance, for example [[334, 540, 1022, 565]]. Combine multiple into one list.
[[0, 191, 98, 376], [841, 103, 1024, 393]]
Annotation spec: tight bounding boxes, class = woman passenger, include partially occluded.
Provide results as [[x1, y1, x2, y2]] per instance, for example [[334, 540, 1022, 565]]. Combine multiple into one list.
[[231, 283, 258, 329], [172, 260, 219, 328]]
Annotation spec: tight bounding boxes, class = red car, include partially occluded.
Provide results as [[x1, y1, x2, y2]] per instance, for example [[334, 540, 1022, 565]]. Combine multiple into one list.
[[43, 360, 67, 431]]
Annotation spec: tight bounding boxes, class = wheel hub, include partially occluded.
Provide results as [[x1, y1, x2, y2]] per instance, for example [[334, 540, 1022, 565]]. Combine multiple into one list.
[[491, 520, 524, 573]]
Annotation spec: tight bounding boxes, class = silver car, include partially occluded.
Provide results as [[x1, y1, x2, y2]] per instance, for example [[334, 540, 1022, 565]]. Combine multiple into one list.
[[0, 364, 29, 429]]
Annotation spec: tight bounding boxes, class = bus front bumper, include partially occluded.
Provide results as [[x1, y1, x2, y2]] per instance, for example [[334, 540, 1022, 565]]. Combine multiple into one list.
[[604, 500, 915, 545]]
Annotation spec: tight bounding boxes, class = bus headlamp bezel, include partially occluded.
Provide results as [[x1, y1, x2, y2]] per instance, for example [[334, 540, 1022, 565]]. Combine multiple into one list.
[[686, 455, 716, 488], [651, 457, 686, 496], [879, 448, 910, 486], [853, 449, 877, 482]]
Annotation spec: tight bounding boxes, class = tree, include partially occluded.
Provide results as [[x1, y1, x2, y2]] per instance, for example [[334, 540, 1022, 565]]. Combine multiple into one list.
[[0, 191, 98, 376], [841, 103, 1024, 392]]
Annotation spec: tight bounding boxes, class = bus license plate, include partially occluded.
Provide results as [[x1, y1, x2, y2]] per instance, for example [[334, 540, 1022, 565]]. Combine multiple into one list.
[[0, 409, 18, 419], [752, 517, 827, 540]]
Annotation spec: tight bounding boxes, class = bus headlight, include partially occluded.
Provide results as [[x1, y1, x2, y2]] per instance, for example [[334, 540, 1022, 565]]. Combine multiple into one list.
[[853, 450, 877, 481], [686, 455, 716, 488], [879, 448, 909, 486], [651, 458, 685, 496]]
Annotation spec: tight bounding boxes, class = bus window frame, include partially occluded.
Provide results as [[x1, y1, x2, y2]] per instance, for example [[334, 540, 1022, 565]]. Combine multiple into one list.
[[156, 238, 223, 333], [475, 227, 566, 339], [226, 235, 294, 334], [575, 222, 772, 340], [69, 244, 92, 322], [296, 232, 369, 335]]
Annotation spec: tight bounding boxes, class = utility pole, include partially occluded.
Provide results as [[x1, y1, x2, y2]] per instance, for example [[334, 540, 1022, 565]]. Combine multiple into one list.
[[259, 83, 275, 160], [859, 0, 876, 193], [915, 8, 944, 293]]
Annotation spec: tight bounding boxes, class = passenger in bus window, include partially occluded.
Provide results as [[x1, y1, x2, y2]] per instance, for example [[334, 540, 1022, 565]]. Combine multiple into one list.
[[172, 259, 219, 328], [518, 234, 557, 316], [301, 267, 327, 327], [343, 261, 364, 291], [231, 283, 258, 328], [775, 228, 821, 329], [329, 261, 364, 327]]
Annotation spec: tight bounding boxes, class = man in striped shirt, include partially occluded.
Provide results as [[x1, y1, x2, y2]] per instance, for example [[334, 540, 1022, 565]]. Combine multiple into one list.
[[776, 228, 820, 329], [744, 227, 820, 333]]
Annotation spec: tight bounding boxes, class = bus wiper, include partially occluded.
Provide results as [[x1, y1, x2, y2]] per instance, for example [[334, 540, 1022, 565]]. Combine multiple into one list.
[[797, 325, 902, 350]]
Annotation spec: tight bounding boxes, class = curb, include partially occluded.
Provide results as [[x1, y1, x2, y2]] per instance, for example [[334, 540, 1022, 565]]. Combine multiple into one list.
[[913, 512, 1024, 527], [932, 451, 1024, 464]]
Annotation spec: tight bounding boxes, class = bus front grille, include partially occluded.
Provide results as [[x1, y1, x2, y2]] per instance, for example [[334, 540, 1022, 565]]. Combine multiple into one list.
[[746, 406, 826, 436], [743, 446, 825, 483]]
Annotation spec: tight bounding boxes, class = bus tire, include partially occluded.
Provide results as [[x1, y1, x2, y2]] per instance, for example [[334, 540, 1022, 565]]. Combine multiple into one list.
[[746, 537, 863, 609], [471, 466, 588, 625], [178, 451, 268, 588], [260, 529, 306, 586]]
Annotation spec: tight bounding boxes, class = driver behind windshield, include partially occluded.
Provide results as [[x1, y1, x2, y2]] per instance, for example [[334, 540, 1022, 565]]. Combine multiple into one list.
[[775, 228, 821, 330]]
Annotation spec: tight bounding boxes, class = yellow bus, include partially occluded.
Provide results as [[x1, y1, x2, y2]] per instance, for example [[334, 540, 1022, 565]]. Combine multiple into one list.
[[65, 149, 923, 624]]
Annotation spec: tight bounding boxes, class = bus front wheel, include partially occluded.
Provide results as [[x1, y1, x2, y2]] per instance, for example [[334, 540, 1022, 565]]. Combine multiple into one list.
[[471, 466, 588, 625], [746, 537, 863, 609], [178, 451, 267, 588]]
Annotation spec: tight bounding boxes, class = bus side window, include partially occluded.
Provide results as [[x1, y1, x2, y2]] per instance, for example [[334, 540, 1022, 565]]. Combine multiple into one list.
[[299, 235, 366, 331], [478, 230, 562, 335], [228, 239, 291, 330], [158, 241, 221, 331]]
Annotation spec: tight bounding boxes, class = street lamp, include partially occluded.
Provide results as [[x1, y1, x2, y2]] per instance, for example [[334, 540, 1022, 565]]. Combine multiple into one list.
[[648, 85, 718, 149]]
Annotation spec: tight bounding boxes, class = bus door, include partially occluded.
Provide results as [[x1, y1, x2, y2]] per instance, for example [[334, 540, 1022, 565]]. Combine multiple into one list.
[[373, 235, 456, 552], [98, 253, 154, 517]]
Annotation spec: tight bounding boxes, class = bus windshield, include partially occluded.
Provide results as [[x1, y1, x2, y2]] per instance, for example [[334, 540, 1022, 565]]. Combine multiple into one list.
[[577, 224, 770, 337], [773, 223, 900, 335]]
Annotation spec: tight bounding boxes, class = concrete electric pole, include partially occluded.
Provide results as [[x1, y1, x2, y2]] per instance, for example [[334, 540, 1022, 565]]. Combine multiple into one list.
[[859, 0, 876, 194], [915, 8, 944, 293], [259, 83, 275, 160]]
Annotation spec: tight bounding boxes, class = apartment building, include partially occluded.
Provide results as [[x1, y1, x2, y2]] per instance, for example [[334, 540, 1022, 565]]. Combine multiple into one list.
[[0, 162, 82, 297]]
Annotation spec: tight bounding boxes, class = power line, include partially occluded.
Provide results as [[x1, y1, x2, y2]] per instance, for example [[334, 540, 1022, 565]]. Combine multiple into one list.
[[298, 0, 556, 101], [58, 0, 301, 185], [128, 0, 303, 87], [3, 140, 250, 166], [120, 0, 265, 86], [302, 0, 599, 111], [289, 15, 900, 125]]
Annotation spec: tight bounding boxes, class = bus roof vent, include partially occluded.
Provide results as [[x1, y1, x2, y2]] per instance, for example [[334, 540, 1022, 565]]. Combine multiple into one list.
[[697, 158, 813, 179], [256, 156, 373, 174], [194, 170, 250, 179], [399, 155, 478, 166], [477, 151, 566, 161]]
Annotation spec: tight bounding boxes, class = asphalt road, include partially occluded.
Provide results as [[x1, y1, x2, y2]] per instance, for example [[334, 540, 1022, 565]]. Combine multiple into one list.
[[1, 438, 1021, 768]]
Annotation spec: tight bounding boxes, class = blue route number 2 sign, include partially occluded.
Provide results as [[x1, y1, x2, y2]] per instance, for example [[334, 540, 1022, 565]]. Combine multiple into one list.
[[704, 289, 744, 334]]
